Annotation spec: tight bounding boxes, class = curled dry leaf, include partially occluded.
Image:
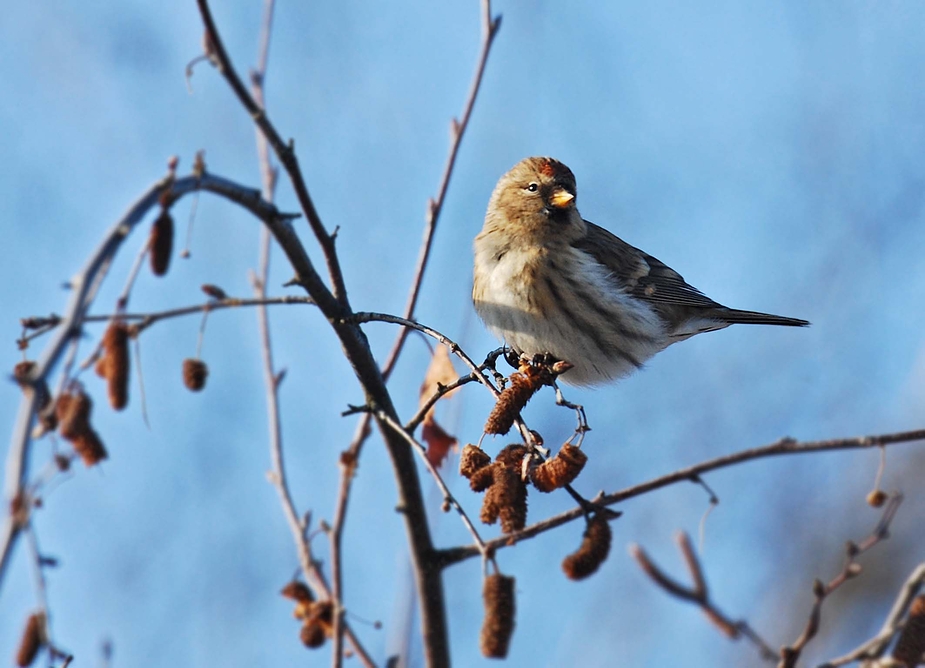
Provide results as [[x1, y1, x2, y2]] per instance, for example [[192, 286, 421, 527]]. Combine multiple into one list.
[[421, 417, 457, 468], [418, 345, 460, 467]]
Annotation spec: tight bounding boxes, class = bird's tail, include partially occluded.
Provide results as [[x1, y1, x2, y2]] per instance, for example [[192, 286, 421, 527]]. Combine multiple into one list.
[[718, 308, 809, 327]]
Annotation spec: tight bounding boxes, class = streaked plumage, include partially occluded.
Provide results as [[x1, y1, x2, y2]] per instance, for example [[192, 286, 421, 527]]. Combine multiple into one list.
[[473, 157, 808, 386]]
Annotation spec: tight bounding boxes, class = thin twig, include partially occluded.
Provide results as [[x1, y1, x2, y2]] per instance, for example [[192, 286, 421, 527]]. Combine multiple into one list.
[[437, 430, 925, 567], [195, 0, 348, 305], [779, 494, 903, 668], [373, 410, 490, 562], [196, 8, 453, 657], [3, 170, 317, 597], [349, 312, 497, 394], [246, 6, 370, 662], [378, 0, 501, 383], [630, 532, 777, 662], [20, 297, 315, 343], [331, 10, 502, 627], [406, 372, 481, 433], [820, 562, 925, 666]]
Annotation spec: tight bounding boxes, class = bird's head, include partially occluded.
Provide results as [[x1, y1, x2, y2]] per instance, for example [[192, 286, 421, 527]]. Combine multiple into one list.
[[484, 157, 585, 243]]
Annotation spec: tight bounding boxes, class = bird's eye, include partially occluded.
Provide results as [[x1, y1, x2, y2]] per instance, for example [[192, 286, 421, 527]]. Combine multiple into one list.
[[526, 183, 539, 192]]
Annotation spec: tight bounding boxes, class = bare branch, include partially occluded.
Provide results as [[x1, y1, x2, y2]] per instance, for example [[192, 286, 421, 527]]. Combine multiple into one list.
[[437, 429, 925, 567], [378, 0, 501, 382], [3, 170, 299, 593], [630, 532, 777, 662], [779, 494, 904, 668], [819, 563, 925, 667], [195, 0, 348, 305], [373, 410, 490, 563]]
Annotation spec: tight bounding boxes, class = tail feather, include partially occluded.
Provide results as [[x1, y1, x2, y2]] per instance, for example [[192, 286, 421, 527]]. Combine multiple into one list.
[[718, 308, 809, 327]]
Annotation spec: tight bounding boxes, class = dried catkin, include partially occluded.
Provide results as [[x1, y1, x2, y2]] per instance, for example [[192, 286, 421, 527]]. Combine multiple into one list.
[[484, 373, 541, 435], [182, 358, 209, 391], [459, 444, 492, 479], [55, 390, 92, 441], [149, 209, 174, 276], [531, 444, 588, 492], [562, 514, 612, 580], [100, 322, 130, 410], [481, 574, 516, 659]]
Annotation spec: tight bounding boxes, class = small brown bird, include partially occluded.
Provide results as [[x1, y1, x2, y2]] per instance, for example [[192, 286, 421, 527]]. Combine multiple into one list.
[[473, 157, 808, 386]]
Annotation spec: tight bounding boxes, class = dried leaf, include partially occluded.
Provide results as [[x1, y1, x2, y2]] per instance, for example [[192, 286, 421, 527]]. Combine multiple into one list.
[[418, 345, 459, 417], [421, 413, 457, 468]]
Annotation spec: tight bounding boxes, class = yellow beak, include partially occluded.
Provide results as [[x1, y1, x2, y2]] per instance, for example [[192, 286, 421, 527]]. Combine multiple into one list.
[[548, 188, 575, 209]]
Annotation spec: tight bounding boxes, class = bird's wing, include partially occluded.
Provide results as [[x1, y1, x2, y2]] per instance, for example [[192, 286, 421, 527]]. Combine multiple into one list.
[[573, 220, 724, 310]]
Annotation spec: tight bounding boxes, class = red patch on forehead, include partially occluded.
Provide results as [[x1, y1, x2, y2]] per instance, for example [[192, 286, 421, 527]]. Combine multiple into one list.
[[539, 159, 558, 177]]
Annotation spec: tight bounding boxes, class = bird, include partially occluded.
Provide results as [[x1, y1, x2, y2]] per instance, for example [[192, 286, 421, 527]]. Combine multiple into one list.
[[472, 157, 808, 386]]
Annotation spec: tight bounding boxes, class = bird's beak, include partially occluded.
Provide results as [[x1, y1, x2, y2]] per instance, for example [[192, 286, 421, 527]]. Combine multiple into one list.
[[548, 187, 575, 209]]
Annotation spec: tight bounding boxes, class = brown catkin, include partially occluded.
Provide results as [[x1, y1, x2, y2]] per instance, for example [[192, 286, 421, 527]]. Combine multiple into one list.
[[481, 574, 516, 659], [493, 444, 528, 471], [893, 594, 925, 667], [101, 322, 130, 410], [469, 465, 496, 493], [531, 443, 588, 493], [13, 361, 35, 385], [300, 619, 327, 648], [150, 209, 174, 276], [478, 464, 528, 533], [484, 373, 541, 435], [281, 581, 314, 603], [56, 390, 92, 441], [182, 358, 208, 391], [15, 612, 44, 667], [72, 429, 108, 467], [562, 514, 613, 580], [459, 444, 492, 479]]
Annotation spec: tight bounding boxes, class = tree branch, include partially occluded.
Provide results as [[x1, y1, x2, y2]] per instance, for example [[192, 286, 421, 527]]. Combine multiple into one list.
[[779, 494, 903, 668], [630, 532, 777, 662], [820, 562, 925, 667], [195, 0, 349, 305], [2, 170, 300, 594], [437, 429, 925, 567]]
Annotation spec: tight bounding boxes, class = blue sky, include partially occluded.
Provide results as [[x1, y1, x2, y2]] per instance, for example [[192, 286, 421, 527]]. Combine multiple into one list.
[[2, 2, 925, 666]]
